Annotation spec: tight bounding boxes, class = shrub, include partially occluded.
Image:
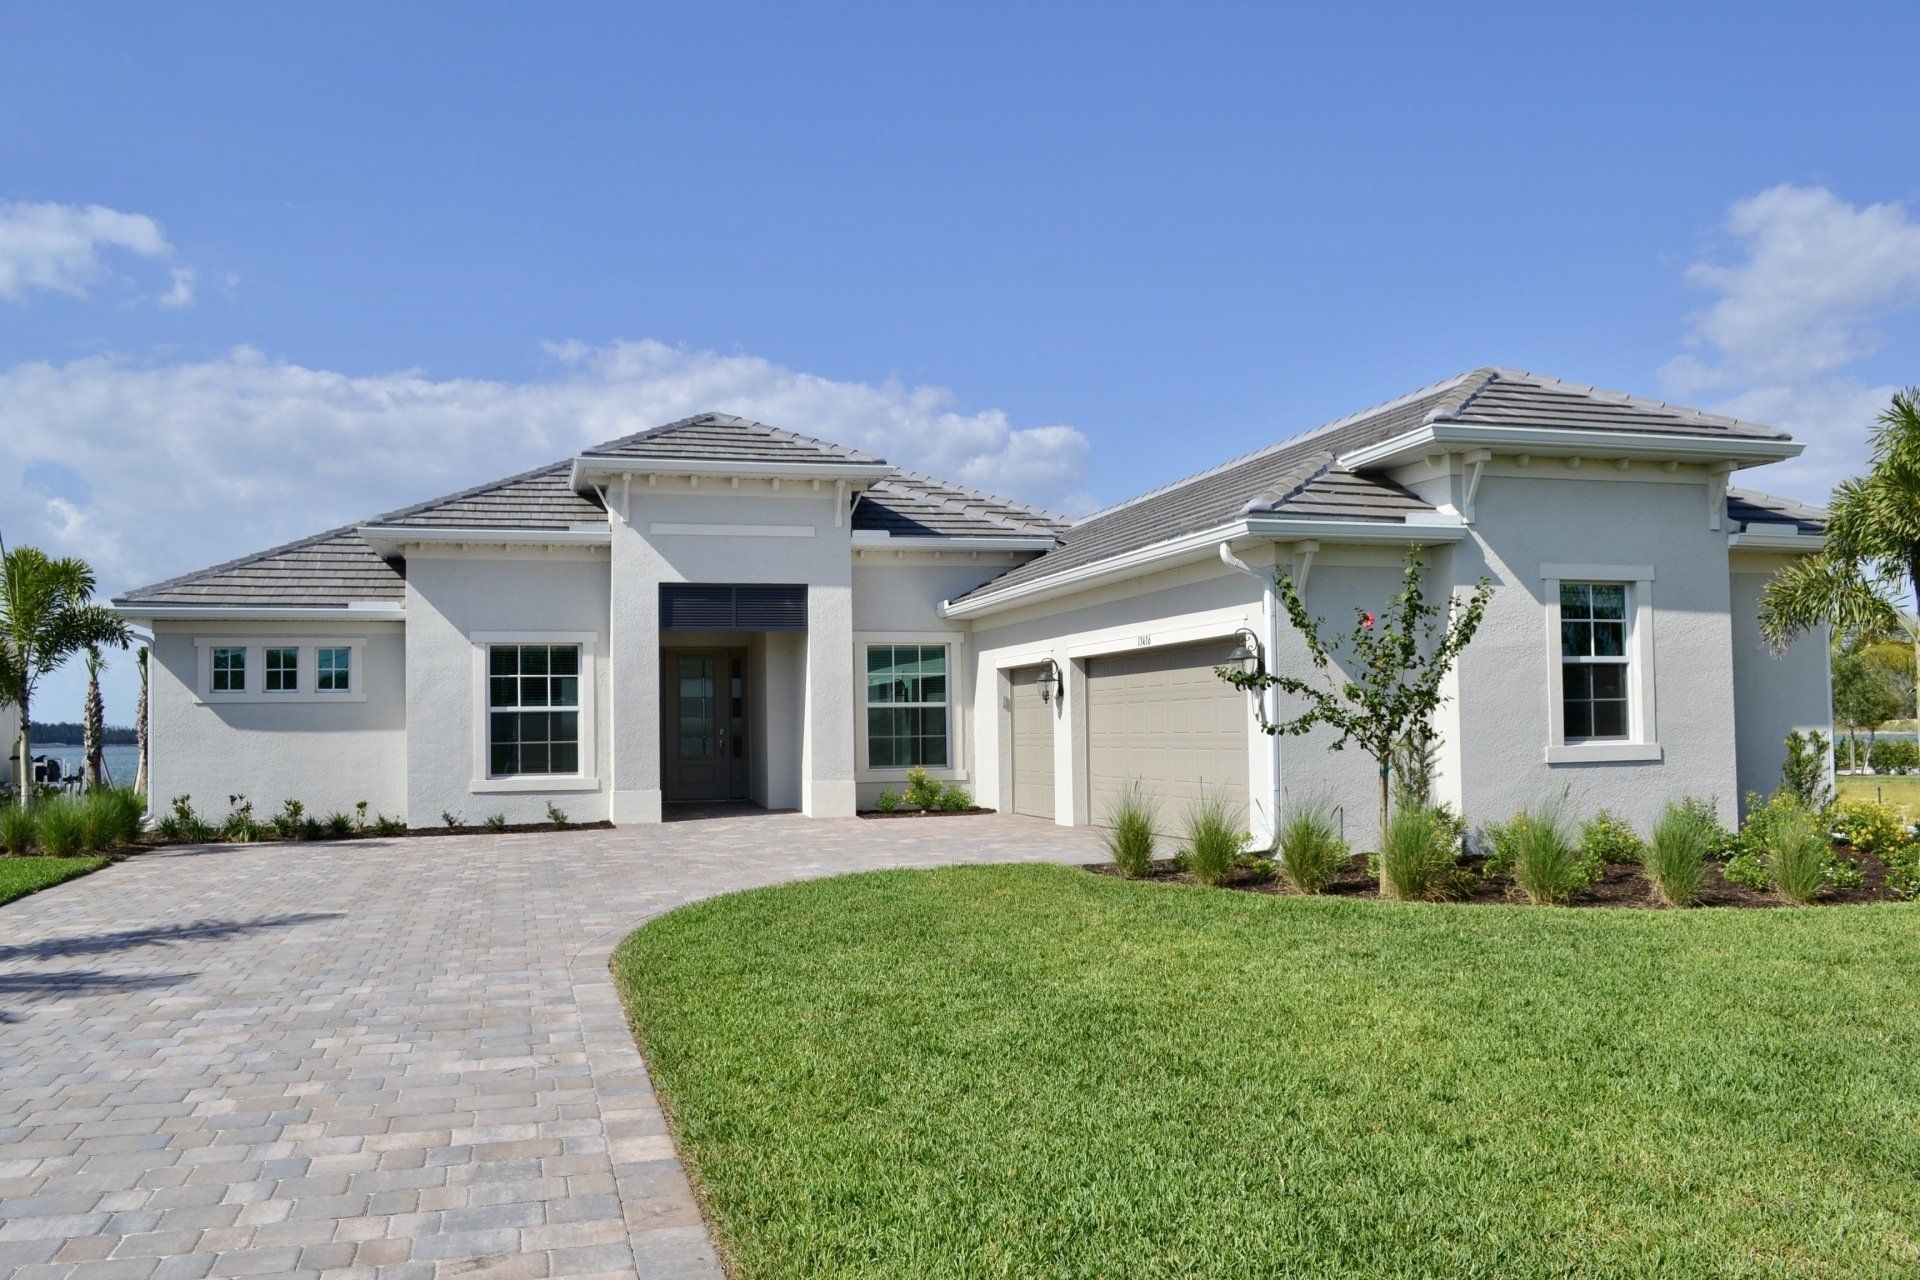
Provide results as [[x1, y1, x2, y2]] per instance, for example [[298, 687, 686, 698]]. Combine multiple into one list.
[[298, 818, 324, 840], [1378, 803, 1464, 901], [1502, 800, 1600, 906], [354, 800, 370, 832], [1, 804, 36, 854], [34, 797, 87, 856], [222, 796, 262, 843], [1887, 843, 1920, 899], [1103, 784, 1158, 878], [483, 813, 508, 831], [372, 814, 406, 837], [272, 799, 306, 840], [1730, 791, 1850, 903], [936, 782, 972, 813], [903, 767, 943, 810], [157, 794, 214, 844], [441, 811, 465, 829], [324, 812, 353, 838], [1868, 737, 1920, 775], [874, 789, 901, 813], [1645, 800, 1710, 907], [1579, 810, 1647, 866], [1274, 796, 1348, 893], [544, 802, 568, 826], [1780, 729, 1833, 809], [1674, 795, 1739, 859], [1180, 794, 1248, 888], [1834, 799, 1909, 857]]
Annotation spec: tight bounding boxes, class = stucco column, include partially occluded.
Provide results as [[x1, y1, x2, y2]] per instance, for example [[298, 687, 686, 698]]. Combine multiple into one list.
[[1054, 655, 1087, 826], [608, 517, 663, 823], [802, 582, 858, 816]]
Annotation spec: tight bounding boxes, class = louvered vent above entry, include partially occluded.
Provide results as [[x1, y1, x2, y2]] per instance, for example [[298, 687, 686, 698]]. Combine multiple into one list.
[[659, 584, 808, 631]]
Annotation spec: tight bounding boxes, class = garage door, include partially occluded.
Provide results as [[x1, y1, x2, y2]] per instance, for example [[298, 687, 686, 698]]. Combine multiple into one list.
[[1009, 665, 1055, 820], [1087, 640, 1250, 831]]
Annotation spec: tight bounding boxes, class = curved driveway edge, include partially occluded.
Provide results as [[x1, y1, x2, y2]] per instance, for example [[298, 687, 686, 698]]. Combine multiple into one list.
[[0, 813, 1103, 1280]]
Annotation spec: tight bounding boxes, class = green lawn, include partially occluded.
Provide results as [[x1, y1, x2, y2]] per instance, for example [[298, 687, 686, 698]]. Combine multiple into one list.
[[616, 864, 1920, 1280], [1838, 773, 1920, 819], [0, 855, 109, 907]]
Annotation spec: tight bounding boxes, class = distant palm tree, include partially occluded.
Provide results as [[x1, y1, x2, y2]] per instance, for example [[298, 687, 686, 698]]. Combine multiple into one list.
[[0, 547, 130, 807], [83, 645, 107, 787], [134, 645, 150, 798], [1760, 391, 1920, 709]]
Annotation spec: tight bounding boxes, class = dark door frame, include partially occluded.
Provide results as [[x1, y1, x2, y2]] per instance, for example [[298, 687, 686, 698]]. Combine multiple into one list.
[[661, 646, 751, 804]]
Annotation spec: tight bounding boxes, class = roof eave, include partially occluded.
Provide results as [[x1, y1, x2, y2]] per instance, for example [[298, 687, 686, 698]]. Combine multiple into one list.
[[1338, 424, 1804, 471], [851, 532, 1059, 552], [358, 524, 612, 556], [112, 603, 408, 623], [1727, 531, 1827, 553], [569, 455, 895, 491], [939, 516, 1464, 620]]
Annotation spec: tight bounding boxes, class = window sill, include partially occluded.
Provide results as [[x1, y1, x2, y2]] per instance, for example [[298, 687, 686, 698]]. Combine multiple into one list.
[[196, 691, 366, 705], [1545, 742, 1663, 765], [469, 776, 601, 794]]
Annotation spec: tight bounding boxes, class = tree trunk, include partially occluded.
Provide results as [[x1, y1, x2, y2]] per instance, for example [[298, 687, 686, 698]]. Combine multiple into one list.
[[15, 689, 29, 809], [1376, 760, 1391, 896], [84, 670, 104, 788], [135, 658, 148, 799]]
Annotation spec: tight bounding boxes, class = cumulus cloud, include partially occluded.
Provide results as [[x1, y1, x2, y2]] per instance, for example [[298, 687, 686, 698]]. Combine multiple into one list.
[[0, 200, 193, 305], [1662, 185, 1920, 501], [0, 339, 1091, 601]]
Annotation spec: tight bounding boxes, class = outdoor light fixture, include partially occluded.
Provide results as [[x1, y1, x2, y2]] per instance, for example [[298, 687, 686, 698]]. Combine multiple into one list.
[[1228, 627, 1265, 677], [1037, 659, 1063, 705]]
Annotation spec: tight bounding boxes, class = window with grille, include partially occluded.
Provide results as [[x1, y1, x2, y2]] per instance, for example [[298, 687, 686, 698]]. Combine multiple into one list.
[[487, 644, 582, 775], [865, 644, 949, 768], [1559, 582, 1629, 740]]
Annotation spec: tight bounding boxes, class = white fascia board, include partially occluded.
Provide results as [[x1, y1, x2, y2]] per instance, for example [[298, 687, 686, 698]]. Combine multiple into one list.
[[851, 532, 1059, 552], [1728, 531, 1827, 552], [358, 524, 612, 555], [939, 516, 1461, 619], [1337, 424, 1804, 470], [114, 604, 407, 623], [570, 456, 894, 488]]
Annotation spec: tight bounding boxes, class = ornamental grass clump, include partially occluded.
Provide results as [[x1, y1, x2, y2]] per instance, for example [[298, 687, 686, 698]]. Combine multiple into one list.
[[1378, 803, 1463, 901], [1, 804, 36, 855], [1103, 784, 1158, 879], [1501, 800, 1599, 905], [96, 788, 146, 846], [1645, 799, 1712, 907], [34, 797, 87, 857], [1274, 796, 1348, 893], [1181, 795, 1247, 888], [1766, 803, 1835, 906]]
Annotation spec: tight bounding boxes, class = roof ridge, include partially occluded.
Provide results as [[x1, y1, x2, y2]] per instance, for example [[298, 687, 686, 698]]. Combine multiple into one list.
[[1070, 369, 1484, 525], [115, 521, 377, 604], [582, 411, 887, 464], [1424, 366, 1503, 422], [368, 458, 589, 526], [1240, 452, 1336, 515]]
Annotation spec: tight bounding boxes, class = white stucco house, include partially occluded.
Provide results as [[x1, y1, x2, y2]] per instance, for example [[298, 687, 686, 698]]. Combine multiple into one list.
[[114, 368, 1830, 846]]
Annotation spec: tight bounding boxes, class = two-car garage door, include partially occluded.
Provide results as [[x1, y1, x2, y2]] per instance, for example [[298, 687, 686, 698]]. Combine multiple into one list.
[[1009, 640, 1250, 827]]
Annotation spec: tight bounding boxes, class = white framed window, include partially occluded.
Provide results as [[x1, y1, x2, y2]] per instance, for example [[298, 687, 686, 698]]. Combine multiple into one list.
[[864, 642, 951, 769], [1541, 565, 1659, 764], [265, 647, 299, 692], [316, 647, 351, 691], [468, 631, 599, 793], [195, 638, 367, 704], [211, 647, 246, 693]]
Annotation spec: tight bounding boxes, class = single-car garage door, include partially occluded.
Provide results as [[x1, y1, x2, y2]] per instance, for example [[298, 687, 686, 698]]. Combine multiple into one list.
[[1009, 665, 1055, 820], [1087, 640, 1250, 830]]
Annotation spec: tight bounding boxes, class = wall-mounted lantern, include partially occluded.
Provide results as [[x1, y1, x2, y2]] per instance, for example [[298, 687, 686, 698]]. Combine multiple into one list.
[[1228, 627, 1265, 678], [1037, 659, 1063, 705]]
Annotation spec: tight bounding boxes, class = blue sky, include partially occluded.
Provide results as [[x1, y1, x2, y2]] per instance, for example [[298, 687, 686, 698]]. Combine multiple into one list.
[[7, 2, 1920, 718]]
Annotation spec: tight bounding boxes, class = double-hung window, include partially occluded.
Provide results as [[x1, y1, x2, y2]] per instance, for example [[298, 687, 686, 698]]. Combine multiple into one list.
[[211, 647, 246, 692], [865, 644, 949, 768], [1559, 582, 1630, 740], [265, 647, 299, 692], [488, 643, 582, 776]]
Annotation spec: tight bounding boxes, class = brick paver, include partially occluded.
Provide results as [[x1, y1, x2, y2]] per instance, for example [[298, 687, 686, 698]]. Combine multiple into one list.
[[0, 812, 1103, 1279]]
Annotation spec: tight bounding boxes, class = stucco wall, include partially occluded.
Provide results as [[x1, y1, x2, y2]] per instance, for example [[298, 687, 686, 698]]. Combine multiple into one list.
[[1439, 467, 1743, 835], [148, 619, 407, 822], [1729, 552, 1831, 806], [1, 701, 19, 792], [405, 551, 612, 825]]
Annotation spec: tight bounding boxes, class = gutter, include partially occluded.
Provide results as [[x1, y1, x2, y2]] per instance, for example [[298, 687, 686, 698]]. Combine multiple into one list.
[[113, 604, 407, 623], [851, 532, 1059, 553], [1337, 423, 1805, 471], [358, 523, 612, 555], [1727, 530, 1826, 552], [569, 455, 894, 491]]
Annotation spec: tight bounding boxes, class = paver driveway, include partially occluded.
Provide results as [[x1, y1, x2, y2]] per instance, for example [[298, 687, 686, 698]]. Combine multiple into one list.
[[0, 812, 1104, 1280]]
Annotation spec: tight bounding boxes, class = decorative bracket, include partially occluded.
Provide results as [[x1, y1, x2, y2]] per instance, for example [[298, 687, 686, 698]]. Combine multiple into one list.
[[1459, 449, 1493, 524]]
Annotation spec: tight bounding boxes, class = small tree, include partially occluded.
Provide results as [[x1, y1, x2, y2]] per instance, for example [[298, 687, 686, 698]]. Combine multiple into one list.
[[1780, 729, 1833, 811], [0, 547, 130, 807], [1832, 645, 1902, 770], [1219, 547, 1493, 888], [83, 645, 107, 787], [134, 645, 150, 798]]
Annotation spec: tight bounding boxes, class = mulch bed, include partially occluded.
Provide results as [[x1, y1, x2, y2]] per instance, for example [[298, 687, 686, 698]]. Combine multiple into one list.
[[1086, 846, 1907, 908], [859, 807, 997, 820], [137, 820, 614, 850]]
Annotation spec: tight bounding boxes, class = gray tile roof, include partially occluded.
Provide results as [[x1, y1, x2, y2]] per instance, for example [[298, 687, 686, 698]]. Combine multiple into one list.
[[1728, 487, 1827, 535], [950, 367, 1796, 605], [116, 414, 1061, 608], [582, 412, 886, 464]]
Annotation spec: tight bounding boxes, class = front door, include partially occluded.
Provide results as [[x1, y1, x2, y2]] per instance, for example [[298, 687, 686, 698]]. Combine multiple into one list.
[[663, 649, 748, 802]]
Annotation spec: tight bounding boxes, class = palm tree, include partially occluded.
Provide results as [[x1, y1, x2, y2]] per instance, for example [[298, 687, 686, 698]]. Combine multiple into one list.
[[1760, 391, 1920, 713], [83, 645, 107, 787], [134, 645, 150, 798], [0, 547, 130, 807]]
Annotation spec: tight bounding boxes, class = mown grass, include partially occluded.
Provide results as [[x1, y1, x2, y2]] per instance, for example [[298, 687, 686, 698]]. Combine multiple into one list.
[[615, 863, 1920, 1280], [1838, 774, 1920, 820], [0, 855, 109, 907]]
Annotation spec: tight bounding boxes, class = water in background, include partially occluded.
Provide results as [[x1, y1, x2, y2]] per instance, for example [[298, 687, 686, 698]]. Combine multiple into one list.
[[29, 744, 141, 787]]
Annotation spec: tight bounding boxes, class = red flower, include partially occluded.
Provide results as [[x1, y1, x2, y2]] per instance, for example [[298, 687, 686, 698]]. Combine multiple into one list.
[[1361, 611, 1376, 630]]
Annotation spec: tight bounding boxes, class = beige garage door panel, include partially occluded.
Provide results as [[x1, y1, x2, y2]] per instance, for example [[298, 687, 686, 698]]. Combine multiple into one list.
[[1009, 665, 1056, 820], [1087, 641, 1249, 830]]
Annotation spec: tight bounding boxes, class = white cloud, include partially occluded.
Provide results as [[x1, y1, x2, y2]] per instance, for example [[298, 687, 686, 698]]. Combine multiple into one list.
[[1662, 185, 1920, 501], [0, 200, 191, 305], [0, 339, 1091, 603]]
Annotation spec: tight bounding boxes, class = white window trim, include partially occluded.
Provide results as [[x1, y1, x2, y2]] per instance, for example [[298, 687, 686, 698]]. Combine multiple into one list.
[[469, 630, 600, 793], [194, 638, 367, 704], [1540, 566, 1660, 764], [856, 632, 964, 780]]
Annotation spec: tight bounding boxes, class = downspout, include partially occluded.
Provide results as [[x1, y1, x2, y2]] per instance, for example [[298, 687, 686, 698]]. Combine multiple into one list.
[[1219, 541, 1283, 843]]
